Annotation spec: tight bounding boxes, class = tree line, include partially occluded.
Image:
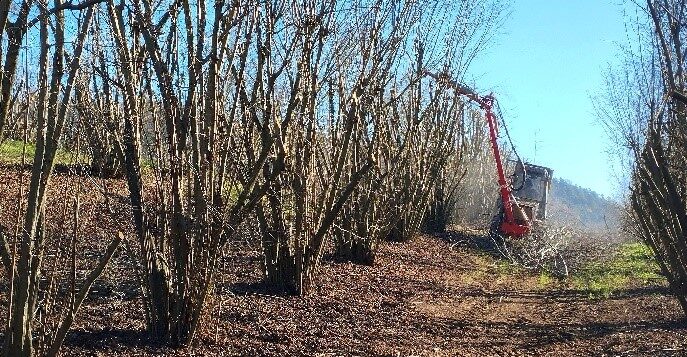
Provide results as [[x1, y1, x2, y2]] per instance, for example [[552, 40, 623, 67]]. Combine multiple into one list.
[[0, 0, 505, 355], [597, 0, 687, 317]]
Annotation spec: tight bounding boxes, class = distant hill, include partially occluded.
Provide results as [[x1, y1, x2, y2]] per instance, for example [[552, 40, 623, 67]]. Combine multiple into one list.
[[546, 177, 621, 232]]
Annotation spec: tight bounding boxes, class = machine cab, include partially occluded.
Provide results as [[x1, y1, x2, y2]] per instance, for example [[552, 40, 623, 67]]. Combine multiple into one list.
[[510, 162, 553, 223]]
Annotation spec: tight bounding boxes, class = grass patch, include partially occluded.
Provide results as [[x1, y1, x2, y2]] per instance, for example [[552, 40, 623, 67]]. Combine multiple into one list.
[[0, 139, 88, 166], [493, 258, 522, 275], [538, 271, 555, 288], [572, 242, 664, 299], [0, 139, 34, 163]]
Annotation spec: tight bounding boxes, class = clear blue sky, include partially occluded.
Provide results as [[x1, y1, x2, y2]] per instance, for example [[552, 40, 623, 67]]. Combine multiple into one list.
[[466, 0, 629, 198]]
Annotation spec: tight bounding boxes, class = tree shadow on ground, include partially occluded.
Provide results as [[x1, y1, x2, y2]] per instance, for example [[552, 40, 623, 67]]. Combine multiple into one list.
[[442, 285, 673, 303], [0, 278, 142, 301], [605, 285, 672, 299], [226, 280, 297, 297], [437, 229, 508, 260], [63, 328, 159, 350], [396, 308, 687, 353]]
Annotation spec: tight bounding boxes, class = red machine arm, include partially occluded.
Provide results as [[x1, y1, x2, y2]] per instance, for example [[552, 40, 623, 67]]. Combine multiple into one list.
[[422, 70, 530, 237]]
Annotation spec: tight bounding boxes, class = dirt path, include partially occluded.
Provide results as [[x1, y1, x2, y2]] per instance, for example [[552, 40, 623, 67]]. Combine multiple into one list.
[[402, 233, 686, 356], [62, 232, 686, 356]]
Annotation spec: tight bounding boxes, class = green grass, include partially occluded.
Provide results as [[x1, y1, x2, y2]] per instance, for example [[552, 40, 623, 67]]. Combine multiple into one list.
[[0, 139, 88, 166], [538, 271, 555, 288], [0, 139, 34, 163], [493, 258, 522, 275], [572, 242, 664, 299]]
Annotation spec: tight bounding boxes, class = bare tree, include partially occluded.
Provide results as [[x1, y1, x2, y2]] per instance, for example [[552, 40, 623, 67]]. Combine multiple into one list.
[[255, 0, 463, 288], [0, 0, 511, 353], [256, 0, 415, 291], [0, 3, 123, 356], [102, 0, 300, 346], [598, 0, 687, 312], [630, 0, 687, 310], [72, 16, 126, 178], [0, 0, 33, 141], [330, 0, 506, 263], [448, 109, 500, 227]]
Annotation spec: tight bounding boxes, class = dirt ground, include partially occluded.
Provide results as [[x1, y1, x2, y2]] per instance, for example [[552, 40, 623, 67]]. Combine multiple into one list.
[[0, 169, 686, 356]]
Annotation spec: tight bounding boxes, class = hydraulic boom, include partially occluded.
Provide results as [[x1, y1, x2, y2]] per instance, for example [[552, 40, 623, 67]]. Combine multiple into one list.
[[423, 70, 532, 237]]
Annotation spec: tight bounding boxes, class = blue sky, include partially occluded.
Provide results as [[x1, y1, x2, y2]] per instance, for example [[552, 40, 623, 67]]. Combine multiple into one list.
[[465, 0, 630, 198]]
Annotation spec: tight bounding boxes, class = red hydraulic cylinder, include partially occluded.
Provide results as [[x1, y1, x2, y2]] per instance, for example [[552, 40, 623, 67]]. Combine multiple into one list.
[[481, 96, 530, 237], [421, 70, 530, 237]]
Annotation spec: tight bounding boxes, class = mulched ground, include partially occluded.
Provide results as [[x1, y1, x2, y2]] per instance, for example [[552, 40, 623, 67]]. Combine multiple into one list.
[[0, 168, 686, 356]]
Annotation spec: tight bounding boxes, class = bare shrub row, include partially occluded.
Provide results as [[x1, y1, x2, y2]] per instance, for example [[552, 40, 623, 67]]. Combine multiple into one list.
[[0, 0, 505, 354]]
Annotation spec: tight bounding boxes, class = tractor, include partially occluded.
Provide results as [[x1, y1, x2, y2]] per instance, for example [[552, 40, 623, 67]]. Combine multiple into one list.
[[424, 70, 553, 238]]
